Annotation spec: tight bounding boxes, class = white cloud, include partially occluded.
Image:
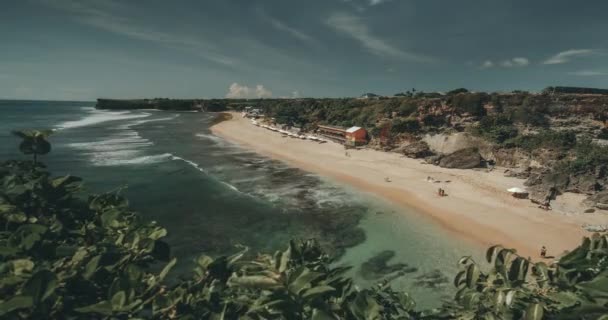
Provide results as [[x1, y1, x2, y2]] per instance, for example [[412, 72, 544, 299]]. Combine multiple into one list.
[[268, 17, 314, 43], [41, 0, 236, 66], [226, 83, 273, 99], [480, 60, 494, 68], [501, 57, 529, 67], [369, 0, 392, 5], [543, 49, 598, 65], [326, 12, 433, 62], [568, 70, 608, 76], [480, 57, 528, 69], [291, 91, 301, 98]]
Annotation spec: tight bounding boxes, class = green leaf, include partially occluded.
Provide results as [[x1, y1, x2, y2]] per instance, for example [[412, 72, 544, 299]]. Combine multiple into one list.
[[465, 264, 480, 289], [311, 308, 336, 320], [10, 258, 34, 276], [0, 295, 33, 316], [75, 300, 114, 316], [524, 303, 544, 320], [24, 269, 57, 304], [301, 285, 335, 300], [458, 256, 473, 265], [158, 257, 177, 282], [148, 227, 167, 240], [83, 255, 101, 280], [454, 270, 466, 288], [100, 209, 121, 228], [508, 257, 529, 284], [486, 245, 502, 263], [278, 246, 291, 273], [505, 290, 516, 306], [288, 267, 323, 295], [349, 291, 382, 320], [9, 224, 48, 250], [576, 270, 608, 300], [228, 275, 281, 289], [227, 245, 248, 267], [111, 291, 126, 310]]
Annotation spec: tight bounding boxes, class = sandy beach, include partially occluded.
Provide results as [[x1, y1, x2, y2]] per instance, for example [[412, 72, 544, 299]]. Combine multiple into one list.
[[211, 113, 607, 259]]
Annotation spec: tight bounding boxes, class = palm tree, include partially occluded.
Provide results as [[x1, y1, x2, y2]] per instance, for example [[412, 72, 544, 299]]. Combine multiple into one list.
[[11, 130, 53, 164]]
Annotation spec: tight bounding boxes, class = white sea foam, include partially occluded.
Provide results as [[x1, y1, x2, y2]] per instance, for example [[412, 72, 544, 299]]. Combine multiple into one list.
[[221, 181, 239, 192], [90, 152, 174, 167], [63, 110, 182, 166], [118, 114, 180, 128], [68, 128, 160, 166], [195, 133, 226, 145], [56, 109, 151, 130], [169, 155, 208, 174]]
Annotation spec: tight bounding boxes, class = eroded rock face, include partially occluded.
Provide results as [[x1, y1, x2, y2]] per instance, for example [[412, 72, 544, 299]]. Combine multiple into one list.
[[438, 147, 482, 169], [399, 141, 433, 158], [528, 185, 558, 204], [425, 154, 443, 165], [567, 173, 602, 194], [359, 250, 417, 280], [584, 191, 608, 211], [524, 167, 608, 207]]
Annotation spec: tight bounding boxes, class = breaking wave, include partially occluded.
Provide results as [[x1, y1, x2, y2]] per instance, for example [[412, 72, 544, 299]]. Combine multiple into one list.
[[56, 109, 151, 130]]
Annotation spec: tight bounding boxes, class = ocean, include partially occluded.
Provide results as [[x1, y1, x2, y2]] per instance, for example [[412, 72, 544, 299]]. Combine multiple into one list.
[[0, 100, 479, 308]]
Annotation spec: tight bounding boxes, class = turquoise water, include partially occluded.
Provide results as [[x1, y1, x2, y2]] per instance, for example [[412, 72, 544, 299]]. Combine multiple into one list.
[[0, 100, 479, 308]]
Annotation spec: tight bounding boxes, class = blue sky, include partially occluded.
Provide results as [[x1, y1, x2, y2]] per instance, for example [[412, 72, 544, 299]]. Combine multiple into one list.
[[1, 0, 607, 100]]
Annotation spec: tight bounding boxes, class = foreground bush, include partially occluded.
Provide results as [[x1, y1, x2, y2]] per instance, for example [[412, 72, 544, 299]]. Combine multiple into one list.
[[1, 133, 607, 319]]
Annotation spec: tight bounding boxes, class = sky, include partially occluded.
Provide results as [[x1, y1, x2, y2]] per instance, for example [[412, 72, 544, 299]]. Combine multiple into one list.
[[1, 0, 607, 100]]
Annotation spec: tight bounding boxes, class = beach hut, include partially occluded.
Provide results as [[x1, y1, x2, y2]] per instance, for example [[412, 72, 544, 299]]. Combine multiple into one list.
[[507, 187, 528, 199], [317, 125, 348, 143], [345, 126, 367, 146]]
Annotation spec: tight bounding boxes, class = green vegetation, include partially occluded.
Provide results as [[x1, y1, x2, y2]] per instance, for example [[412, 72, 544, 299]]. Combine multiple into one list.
[[472, 115, 518, 144], [10, 130, 53, 164], [390, 118, 420, 135], [504, 130, 577, 152], [569, 138, 608, 172], [543, 86, 608, 95], [4, 134, 608, 319], [448, 93, 487, 117]]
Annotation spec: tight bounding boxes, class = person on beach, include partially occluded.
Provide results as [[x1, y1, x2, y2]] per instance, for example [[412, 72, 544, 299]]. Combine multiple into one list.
[[540, 246, 547, 258]]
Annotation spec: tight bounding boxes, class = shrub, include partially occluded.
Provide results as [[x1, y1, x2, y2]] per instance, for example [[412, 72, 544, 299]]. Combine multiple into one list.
[[450, 93, 487, 117], [390, 117, 420, 134], [505, 130, 576, 151], [472, 115, 519, 143], [569, 137, 608, 172], [447, 88, 469, 95], [397, 100, 418, 117]]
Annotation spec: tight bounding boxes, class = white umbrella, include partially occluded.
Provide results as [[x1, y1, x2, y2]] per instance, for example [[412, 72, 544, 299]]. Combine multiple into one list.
[[507, 187, 527, 193]]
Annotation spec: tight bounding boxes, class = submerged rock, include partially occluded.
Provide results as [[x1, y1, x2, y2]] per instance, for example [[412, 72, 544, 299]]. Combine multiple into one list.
[[359, 250, 416, 280], [413, 269, 449, 289], [438, 147, 482, 169]]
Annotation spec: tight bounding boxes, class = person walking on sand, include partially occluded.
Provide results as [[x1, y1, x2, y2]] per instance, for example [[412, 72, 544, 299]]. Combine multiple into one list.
[[540, 246, 547, 258]]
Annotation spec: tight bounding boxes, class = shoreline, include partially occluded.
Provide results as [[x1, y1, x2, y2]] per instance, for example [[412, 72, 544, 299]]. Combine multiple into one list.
[[210, 112, 606, 259]]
